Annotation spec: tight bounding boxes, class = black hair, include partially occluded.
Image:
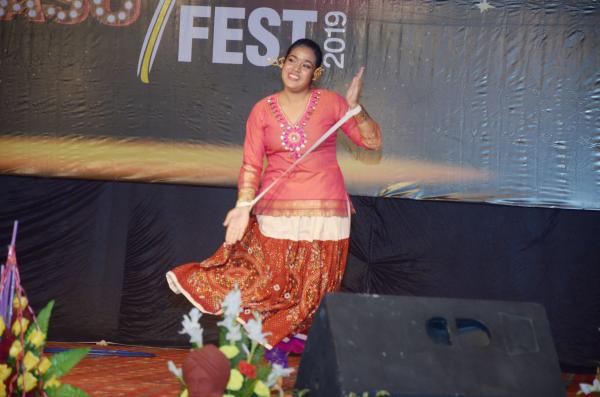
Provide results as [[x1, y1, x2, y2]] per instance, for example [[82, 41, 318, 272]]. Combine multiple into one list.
[[285, 38, 323, 68]]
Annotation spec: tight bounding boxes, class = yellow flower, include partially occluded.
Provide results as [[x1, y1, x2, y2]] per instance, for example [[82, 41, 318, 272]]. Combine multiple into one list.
[[13, 296, 28, 310], [0, 382, 6, 397], [44, 376, 61, 389], [23, 351, 40, 371], [9, 340, 23, 358], [11, 318, 29, 336], [37, 357, 52, 374], [179, 390, 189, 397], [16, 371, 37, 392], [0, 316, 5, 336], [0, 364, 12, 382], [27, 328, 46, 348], [226, 369, 244, 391], [219, 344, 240, 359], [254, 380, 271, 397]]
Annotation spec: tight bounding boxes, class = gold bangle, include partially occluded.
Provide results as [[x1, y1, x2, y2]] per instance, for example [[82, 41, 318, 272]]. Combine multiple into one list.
[[237, 187, 255, 203]]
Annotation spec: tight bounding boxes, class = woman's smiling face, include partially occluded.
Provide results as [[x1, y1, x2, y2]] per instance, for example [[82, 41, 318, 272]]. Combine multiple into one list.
[[281, 45, 317, 92]]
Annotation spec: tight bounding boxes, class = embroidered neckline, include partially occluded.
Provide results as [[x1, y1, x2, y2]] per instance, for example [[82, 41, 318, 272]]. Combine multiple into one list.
[[267, 90, 321, 159]]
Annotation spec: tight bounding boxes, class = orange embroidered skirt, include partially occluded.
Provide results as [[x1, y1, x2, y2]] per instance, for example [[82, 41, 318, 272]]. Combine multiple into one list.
[[166, 215, 349, 348]]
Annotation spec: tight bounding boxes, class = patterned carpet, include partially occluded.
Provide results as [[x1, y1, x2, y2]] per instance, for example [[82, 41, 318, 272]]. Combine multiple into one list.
[[48, 342, 590, 397], [49, 342, 189, 397], [48, 342, 300, 397]]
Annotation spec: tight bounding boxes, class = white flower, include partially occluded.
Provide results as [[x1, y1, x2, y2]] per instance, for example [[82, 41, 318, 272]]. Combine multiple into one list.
[[266, 363, 294, 387], [179, 308, 203, 346], [217, 315, 234, 328], [580, 379, 600, 395], [167, 360, 182, 379], [217, 316, 242, 343], [241, 342, 250, 357], [215, 285, 245, 343], [226, 324, 243, 343], [221, 285, 242, 319], [245, 313, 271, 346]]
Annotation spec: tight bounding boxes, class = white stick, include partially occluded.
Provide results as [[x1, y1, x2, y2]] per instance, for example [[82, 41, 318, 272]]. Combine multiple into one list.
[[247, 105, 362, 208]]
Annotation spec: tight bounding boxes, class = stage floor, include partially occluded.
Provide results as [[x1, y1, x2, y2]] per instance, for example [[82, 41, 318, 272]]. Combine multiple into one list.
[[50, 342, 299, 397], [50, 342, 589, 396]]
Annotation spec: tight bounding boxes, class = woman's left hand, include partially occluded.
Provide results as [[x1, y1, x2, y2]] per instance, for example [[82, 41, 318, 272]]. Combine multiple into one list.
[[345, 66, 364, 109]]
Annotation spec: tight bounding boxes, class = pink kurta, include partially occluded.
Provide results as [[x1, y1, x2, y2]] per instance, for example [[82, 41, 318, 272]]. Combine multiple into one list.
[[167, 89, 378, 347], [238, 89, 370, 216]]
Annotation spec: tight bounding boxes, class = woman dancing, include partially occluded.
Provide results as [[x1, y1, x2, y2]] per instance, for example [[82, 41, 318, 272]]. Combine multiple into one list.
[[166, 38, 381, 350]]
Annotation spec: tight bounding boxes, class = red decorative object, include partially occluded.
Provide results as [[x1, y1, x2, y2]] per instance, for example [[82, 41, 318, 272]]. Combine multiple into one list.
[[182, 344, 231, 397], [238, 360, 257, 379]]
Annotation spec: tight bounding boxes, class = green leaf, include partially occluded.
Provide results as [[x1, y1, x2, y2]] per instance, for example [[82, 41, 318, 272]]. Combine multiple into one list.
[[46, 348, 90, 379], [219, 324, 227, 346], [256, 363, 270, 380], [375, 391, 391, 397], [240, 378, 258, 397], [46, 384, 90, 397], [253, 345, 265, 365], [36, 300, 55, 334], [294, 389, 310, 397], [22, 300, 54, 349]]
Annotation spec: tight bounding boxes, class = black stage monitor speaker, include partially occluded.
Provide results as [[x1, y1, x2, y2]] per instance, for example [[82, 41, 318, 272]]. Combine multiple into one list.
[[295, 293, 565, 397]]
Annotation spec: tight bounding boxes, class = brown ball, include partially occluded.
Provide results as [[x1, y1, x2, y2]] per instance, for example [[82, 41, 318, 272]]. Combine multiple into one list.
[[182, 344, 231, 397]]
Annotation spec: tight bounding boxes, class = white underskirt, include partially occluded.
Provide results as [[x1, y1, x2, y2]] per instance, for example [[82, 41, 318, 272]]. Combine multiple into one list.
[[257, 215, 350, 242]]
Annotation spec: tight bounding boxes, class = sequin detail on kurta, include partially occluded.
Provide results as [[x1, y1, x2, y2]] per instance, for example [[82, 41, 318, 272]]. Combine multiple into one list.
[[268, 90, 320, 159], [166, 217, 348, 347]]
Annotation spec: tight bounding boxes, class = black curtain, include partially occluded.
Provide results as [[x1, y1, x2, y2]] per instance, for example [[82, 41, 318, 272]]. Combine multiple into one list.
[[0, 175, 598, 371]]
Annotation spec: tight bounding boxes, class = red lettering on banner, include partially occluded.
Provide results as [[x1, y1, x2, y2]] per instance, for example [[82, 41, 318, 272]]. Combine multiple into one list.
[[44, 0, 89, 25], [89, 0, 140, 27], [0, 0, 45, 22], [0, 0, 140, 25]]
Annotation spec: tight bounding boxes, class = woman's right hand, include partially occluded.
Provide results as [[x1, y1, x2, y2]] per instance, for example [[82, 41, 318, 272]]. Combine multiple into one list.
[[223, 206, 251, 245]]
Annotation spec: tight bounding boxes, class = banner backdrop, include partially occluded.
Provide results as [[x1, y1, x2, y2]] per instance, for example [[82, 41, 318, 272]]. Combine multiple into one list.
[[0, 0, 599, 209]]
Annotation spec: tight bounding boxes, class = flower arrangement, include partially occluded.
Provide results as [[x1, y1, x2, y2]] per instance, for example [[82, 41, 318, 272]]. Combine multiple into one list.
[[168, 285, 297, 397], [578, 369, 600, 395], [0, 222, 90, 397], [0, 299, 90, 397]]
